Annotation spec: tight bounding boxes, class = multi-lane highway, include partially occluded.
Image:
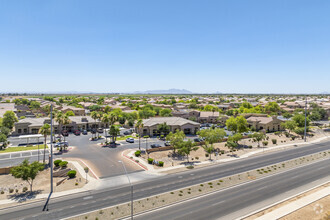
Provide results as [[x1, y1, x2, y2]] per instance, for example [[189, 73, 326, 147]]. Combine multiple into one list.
[[132, 159, 330, 220], [0, 139, 329, 220]]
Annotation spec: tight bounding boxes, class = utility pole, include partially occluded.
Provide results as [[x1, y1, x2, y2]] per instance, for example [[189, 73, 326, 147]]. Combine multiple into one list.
[[43, 104, 54, 211], [119, 161, 133, 220], [304, 96, 307, 142]]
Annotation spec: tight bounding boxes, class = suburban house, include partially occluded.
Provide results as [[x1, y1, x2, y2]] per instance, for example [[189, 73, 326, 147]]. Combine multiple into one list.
[[13, 116, 108, 136], [198, 111, 220, 123], [246, 116, 284, 132], [57, 105, 86, 116], [141, 117, 200, 136]]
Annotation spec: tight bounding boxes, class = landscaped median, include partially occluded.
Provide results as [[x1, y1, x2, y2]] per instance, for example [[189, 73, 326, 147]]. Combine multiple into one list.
[[0, 144, 48, 153], [69, 150, 330, 220]]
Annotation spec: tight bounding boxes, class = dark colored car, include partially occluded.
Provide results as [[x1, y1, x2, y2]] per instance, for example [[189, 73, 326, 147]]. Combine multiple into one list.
[[194, 138, 203, 143], [164, 141, 171, 146], [91, 129, 96, 134], [150, 144, 161, 148], [74, 130, 81, 135], [82, 130, 88, 135], [61, 130, 69, 136]]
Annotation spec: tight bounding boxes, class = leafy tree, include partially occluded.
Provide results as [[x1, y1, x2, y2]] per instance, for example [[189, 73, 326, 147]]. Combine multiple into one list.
[[282, 112, 293, 119], [226, 117, 238, 133], [225, 116, 248, 133], [118, 116, 126, 125], [198, 128, 226, 144], [10, 159, 44, 193], [294, 127, 305, 139], [29, 101, 41, 109], [225, 140, 238, 154], [308, 112, 321, 121], [2, 111, 18, 129], [159, 108, 172, 117], [236, 116, 248, 133], [157, 122, 170, 136], [250, 132, 266, 147], [281, 120, 297, 134], [166, 130, 185, 154], [292, 114, 310, 128], [202, 142, 215, 160], [104, 106, 112, 113], [0, 133, 7, 149], [135, 119, 144, 150], [265, 102, 280, 114], [0, 126, 11, 137], [177, 139, 198, 162], [39, 123, 50, 163], [65, 111, 75, 116]]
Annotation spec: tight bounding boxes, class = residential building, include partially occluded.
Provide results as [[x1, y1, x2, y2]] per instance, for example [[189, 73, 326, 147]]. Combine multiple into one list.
[[141, 117, 200, 136], [246, 116, 284, 132]]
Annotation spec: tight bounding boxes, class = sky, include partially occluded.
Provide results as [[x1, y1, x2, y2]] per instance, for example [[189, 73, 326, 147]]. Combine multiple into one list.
[[0, 0, 329, 94]]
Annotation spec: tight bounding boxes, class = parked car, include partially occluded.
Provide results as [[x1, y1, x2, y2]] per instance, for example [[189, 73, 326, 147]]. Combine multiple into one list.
[[97, 128, 104, 133], [61, 130, 69, 136], [55, 141, 68, 148], [150, 144, 161, 148], [126, 138, 134, 143], [91, 129, 96, 134], [194, 138, 203, 143], [164, 141, 171, 146], [82, 130, 88, 135], [74, 130, 81, 135]]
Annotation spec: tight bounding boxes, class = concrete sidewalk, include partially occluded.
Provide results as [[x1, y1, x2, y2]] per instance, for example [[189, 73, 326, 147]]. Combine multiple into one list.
[[255, 185, 330, 220]]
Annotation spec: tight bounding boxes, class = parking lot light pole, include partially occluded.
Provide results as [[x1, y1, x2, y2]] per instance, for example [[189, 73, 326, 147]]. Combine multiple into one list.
[[118, 160, 133, 220]]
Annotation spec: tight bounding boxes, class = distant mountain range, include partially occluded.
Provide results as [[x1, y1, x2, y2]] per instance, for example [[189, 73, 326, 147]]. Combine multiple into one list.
[[133, 89, 192, 94]]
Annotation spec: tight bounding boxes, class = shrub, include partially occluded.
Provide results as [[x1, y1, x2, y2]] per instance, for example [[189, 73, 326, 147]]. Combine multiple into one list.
[[0, 191, 3, 194], [59, 161, 68, 168], [271, 139, 277, 144], [220, 150, 225, 154], [187, 165, 194, 169], [291, 136, 296, 140], [248, 145, 252, 149], [75, 182, 78, 186], [205, 153, 209, 157], [54, 160, 62, 167], [195, 156, 199, 160], [262, 141, 268, 146], [148, 158, 153, 164], [23, 187, 28, 192], [67, 170, 77, 178], [135, 160, 139, 163], [9, 189, 14, 193], [158, 161, 164, 167], [135, 150, 141, 157], [15, 189, 18, 193]]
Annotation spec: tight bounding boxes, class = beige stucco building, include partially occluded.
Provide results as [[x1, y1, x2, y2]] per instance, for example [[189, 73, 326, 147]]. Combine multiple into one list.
[[141, 117, 200, 136]]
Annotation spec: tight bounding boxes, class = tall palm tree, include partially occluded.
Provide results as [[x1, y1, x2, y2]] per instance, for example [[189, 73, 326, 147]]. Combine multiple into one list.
[[39, 123, 50, 163], [90, 111, 99, 139], [62, 115, 71, 142], [55, 112, 65, 141], [108, 113, 118, 142], [135, 119, 144, 150], [101, 113, 110, 143]]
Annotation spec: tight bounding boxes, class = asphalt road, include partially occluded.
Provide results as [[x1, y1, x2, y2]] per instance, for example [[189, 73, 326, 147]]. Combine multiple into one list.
[[5, 134, 165, 178], [132, 158, 330, 220], [0, 139, 329, 220]]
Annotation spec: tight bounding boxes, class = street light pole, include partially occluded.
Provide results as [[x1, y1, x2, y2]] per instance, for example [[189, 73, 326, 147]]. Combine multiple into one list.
[[43, 104, 54, 211], [118, 160, 133, 220], [304, 96, 307, 142]]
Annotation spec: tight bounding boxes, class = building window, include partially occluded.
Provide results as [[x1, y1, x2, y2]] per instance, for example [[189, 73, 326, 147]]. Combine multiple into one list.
[[18, 129, 22, 134]]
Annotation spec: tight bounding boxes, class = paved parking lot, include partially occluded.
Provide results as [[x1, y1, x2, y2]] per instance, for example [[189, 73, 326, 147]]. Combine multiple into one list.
[[6, 133, 197, 178]]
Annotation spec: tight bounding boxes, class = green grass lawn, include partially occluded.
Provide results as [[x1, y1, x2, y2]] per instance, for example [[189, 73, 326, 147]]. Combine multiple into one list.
[[0, 145, 47, 153], [116, 135, 135, 141]]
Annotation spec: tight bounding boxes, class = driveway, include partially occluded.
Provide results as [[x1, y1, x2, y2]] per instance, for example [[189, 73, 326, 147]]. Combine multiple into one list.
[[54, 133, 164, 178]]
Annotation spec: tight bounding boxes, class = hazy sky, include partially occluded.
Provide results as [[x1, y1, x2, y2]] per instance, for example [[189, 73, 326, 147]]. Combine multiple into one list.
[[0, 0, 329, 94]]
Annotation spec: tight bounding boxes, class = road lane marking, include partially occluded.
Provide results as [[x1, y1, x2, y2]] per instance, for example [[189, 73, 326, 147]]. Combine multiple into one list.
[[83, 196, 93, 200]]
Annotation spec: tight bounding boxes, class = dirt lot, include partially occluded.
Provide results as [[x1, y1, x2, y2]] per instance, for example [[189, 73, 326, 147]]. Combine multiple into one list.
[[0, 162, 85, 202], [142, 129, 327, 169]]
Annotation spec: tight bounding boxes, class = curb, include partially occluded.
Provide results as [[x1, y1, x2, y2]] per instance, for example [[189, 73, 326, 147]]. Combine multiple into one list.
[[122, 152, 148, 170], [78, 159, 99, 179]]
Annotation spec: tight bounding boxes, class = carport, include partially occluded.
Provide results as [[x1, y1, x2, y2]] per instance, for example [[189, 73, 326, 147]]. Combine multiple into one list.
[[18, 134, 44, 162]]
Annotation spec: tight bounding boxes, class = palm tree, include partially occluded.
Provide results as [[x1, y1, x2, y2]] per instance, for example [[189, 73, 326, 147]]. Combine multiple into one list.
[[90, 111, 99, 139], [101, 113, 110, 143], [62, 115, 71, 142], [96, 111, 103, 138], [109, 125, 120, 143], [55, 112, 65, 141], [135, 119, 144, 150], [39, 124, 50, 163]]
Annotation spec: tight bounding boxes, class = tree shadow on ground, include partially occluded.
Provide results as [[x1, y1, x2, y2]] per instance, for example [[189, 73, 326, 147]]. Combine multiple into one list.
[[7, 190, 43, 203]]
